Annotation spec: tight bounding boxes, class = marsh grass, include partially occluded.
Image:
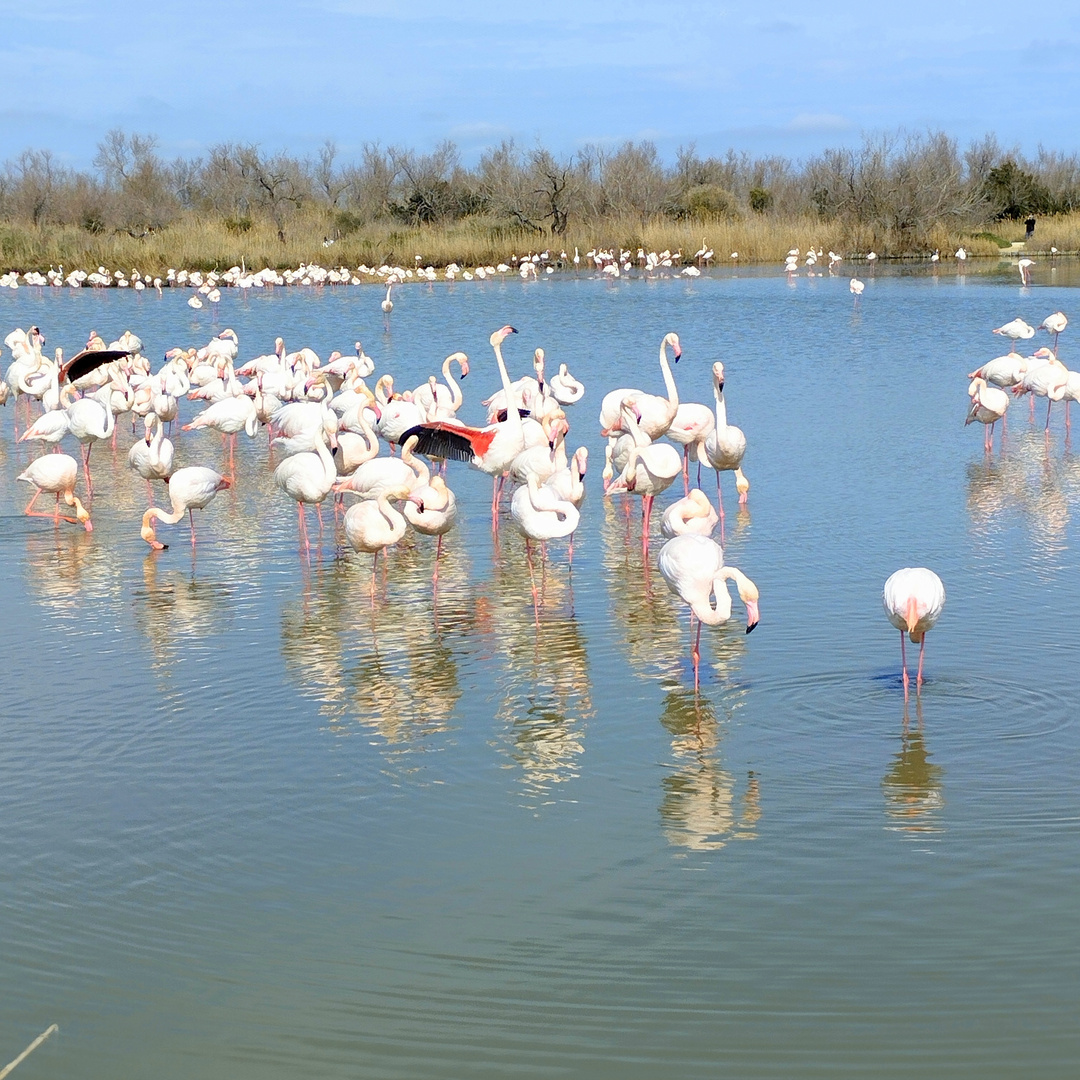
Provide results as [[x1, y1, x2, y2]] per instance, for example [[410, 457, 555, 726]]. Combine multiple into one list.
[[3, 210, 1080, 275]]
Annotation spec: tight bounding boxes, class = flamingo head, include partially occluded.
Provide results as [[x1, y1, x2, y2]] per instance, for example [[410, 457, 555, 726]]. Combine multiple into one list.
[[666, 332, 681, 361], [490, 325, 518, 347], [574, 446, 588, 478], [738, 577, 760, 633], [713, 361, 725, 391], [73, 496, 92, 532], [141, 510, 165, 549]]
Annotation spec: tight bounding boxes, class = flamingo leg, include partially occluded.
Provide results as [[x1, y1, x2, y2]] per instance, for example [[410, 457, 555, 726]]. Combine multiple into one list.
[[525, 538, 540, 626], [189, 508, 198, 548], [916, 636, 927, 691], [297, 502, 309, 555], [642, 494, 654, 555], [716, 470, 726, 544], [900, 630, 909, 700], [370, 550, 378, 606], [1046, 398, 1053, 431], [693, 618, 703, 692], [433, 534, 443, 588], [682, 445, 690, 496], [316, 502, 324, 536]]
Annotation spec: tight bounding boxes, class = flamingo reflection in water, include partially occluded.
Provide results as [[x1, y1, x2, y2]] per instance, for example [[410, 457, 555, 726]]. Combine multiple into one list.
[[658, 680, 759, 852], [882, 698, 944, 838]]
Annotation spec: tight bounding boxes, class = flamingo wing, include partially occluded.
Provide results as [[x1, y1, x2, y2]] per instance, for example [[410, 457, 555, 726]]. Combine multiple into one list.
[[401, 421, 497, 463], [60, 348, 130, 384]]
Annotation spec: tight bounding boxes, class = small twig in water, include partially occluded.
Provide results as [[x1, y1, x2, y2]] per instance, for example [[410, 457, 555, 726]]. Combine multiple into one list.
[[0, 1024, 59, 1079]]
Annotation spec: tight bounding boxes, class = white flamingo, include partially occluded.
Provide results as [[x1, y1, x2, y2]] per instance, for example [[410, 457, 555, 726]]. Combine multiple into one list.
[[882, 567, 945, 698]]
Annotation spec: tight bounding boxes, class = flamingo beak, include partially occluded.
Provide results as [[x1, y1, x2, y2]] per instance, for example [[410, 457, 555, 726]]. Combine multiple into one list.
[[673, 345, 681, 362], [745, 600, 759, 633], [905, 596, 919, 634]]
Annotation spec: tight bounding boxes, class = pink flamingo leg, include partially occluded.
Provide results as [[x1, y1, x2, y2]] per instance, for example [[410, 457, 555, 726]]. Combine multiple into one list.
[[900, 630, 909, 700], [916, 636, 927, 690], [642, 494, 655, 555], [682, 446, 690, 496], [716, 470, 726, 544], [525, 538, 540, 626], [370, 550, 378, 606], [693, 618, 703, 692], [189, 508, 198, 548]]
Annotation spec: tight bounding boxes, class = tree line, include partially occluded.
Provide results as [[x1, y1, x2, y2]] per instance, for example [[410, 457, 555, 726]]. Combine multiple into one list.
[[2, 128, 1078, 253]]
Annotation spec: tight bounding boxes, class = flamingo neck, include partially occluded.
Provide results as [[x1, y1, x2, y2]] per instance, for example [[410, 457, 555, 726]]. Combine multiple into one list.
[[659, 338, 679, 408]]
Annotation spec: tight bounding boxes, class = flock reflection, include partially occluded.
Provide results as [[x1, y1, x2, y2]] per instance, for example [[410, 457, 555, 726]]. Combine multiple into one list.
[[967, 430, 1080, 581], [9, 444, 763, 854]]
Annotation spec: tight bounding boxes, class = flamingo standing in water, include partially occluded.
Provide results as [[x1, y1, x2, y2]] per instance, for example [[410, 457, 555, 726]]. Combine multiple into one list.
[[698, 361, 749, 540], [598, 331, 681, 439], [381, 282, 394, 314], [661, 488, 719, 537], [511, 471, 580, 622], [965, 377, 1009, 451], [882, 567, 945, 699], [343, 485, 414, 602], [141, 467, 230, 549], [992, 318, 1036, 354], [404, 326, 527, 525], [1040, 311, 1068, 352], [666, 400, 714, 494], [273, 424, 338, 554], [404, 474, 458, 588], [17, 454, 92, 531], [128, 413, 175, 496], [658, 533, 759, 691]]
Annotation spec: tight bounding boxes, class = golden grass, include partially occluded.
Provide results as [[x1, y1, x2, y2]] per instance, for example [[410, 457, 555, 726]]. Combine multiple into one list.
[[3, 209, 1080, 275]]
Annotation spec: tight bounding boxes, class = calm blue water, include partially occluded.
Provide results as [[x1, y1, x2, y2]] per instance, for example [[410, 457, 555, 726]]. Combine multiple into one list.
[[1, 269, 1078, 1078]]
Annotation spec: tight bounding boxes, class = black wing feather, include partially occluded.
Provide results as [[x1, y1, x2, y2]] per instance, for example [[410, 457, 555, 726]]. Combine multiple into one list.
[[400, 424, 474, 463], [61, 348, 131, 384]]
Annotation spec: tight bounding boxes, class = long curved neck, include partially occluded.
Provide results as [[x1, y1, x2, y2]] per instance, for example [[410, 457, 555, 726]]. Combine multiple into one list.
[[693, 573, 734, 626], [658, 337, 679, 408], [493, 339, 523, 436], [401, 441, 430, 487], [442, 356, 464, 409], [713, 380, 728, 431], [377, 491, 406, 539], [146, 504, 185, 528]]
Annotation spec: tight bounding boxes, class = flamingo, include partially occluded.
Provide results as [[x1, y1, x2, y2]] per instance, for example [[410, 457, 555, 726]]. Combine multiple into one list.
[[17, 454, 92, 531], [66, 384, 115, 495], [404, 326, 527, 524], [333, 433, 428, 499], [658, 534, 759, 691], [381, 282, 394, 314], [661, 489, 719, 538], [273, 424, 338, 554], [965, 377, 1009, 451], [992, 318, 1036, 354], [343, 485, 413, 601], [850, 277, 865, 298], [511, 471, 581, 622], [666, 401, 715, 494], [604, 397, 682, 552], [1017, 258, 1035, 286], [141, 467, 230, 549], [1040, 311, 1068, 352], [182, 392, 258, 477], [548, 363, 585, 405], [404, 474, 458, 587], [598, 331, 681, 439], [882, 568, 945, 698], [411, 352, 469, 419], [1012, 353, 1067, 430], [698, 361, 749, 541], [128, 413, 175, 494]]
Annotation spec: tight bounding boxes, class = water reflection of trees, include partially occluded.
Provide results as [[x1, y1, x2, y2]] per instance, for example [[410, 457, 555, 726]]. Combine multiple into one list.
[[881, 699, 944, 838]]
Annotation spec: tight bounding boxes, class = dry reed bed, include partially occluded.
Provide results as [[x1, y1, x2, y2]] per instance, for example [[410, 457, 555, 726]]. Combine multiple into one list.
[[3, 212, 1080, 276]]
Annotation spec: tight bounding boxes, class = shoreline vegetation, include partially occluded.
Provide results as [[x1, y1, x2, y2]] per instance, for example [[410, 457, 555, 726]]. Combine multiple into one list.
[[3, 129, 1080, 276]]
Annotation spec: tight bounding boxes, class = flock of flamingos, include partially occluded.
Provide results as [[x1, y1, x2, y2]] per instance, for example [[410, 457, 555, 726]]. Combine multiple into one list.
[[0, 296, 1070, 693]]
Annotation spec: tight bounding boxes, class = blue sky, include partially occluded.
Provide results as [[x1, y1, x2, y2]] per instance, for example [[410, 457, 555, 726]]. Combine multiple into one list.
[[1, 0, 1077, 167]]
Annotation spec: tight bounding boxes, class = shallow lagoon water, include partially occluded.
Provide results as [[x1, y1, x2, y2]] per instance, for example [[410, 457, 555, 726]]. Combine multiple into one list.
[[1, 269, 1078, 1078]]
